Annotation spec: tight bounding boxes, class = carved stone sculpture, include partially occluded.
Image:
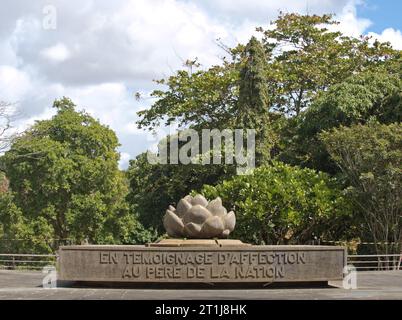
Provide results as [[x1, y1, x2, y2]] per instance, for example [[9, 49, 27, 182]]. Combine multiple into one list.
[[163, 194, 236, 239]]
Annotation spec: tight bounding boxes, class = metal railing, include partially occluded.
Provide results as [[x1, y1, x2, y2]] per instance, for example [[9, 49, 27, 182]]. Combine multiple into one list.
[[0, 254, 57, 270], [347, 254, 402, 271]]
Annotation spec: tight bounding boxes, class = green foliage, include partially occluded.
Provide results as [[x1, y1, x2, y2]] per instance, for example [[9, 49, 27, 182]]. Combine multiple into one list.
[[0, 191, 54, 253], [321, 123, 402, 254], [137, 13, 397, 133], [131, 13, 401, 246], [127, 152, 235, 233], [238, 37, 270, 119], [305, 69, 402, 128], [200, 162, 350, 245], [259, 12, 397, 116], [137, 62, 239, 130], [0, 98, 150, 252], [237, 37, 273, 166], [279, 68, 402, 173]]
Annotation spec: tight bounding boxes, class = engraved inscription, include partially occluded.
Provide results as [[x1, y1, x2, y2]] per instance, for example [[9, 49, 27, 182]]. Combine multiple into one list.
[[99, 252, 118, 264], [98, 251, 307, 281], [59, 246, 345, 283]]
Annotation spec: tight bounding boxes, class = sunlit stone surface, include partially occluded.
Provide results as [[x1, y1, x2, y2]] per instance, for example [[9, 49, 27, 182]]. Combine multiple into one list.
[[58, 245, 346, 283]]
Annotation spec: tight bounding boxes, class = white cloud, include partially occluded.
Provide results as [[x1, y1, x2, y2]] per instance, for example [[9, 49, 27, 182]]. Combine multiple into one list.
[[328, 1, 372, 37], [7, 0, 230, 86], [14, 106, 56, 133], [48, 82, 151, 165], [0, 66, 32, 101], [41, 43, 71, 62], [119, 152, 131, 170], [368, 28, 402, 50]]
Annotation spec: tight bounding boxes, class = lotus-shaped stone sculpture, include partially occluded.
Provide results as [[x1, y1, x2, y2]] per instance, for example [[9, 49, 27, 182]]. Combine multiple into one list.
[[163, 194, 236, 239]]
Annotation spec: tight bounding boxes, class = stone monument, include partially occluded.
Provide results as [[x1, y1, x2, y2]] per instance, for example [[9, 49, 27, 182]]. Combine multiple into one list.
[[163, 195, 236, 239], [58, 194, 346, 285]]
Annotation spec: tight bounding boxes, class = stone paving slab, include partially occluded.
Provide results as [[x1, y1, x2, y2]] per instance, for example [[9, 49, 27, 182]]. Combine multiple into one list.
[[0, 270, 401, 300]]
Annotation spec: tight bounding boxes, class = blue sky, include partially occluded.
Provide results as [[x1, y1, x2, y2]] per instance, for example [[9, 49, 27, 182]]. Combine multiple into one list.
[[0, 0, 401, 169], [357, 0, 402, 33]]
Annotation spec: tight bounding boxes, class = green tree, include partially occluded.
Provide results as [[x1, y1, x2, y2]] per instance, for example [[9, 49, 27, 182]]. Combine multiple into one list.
[[237, 36, 273, 166], [132, 12, 400, 242], [259, 12, 397, 116], [0, 98, 144, 250], [279, 68, 402, 173], [136, 13, 398, 177], [200, 162, 350, 245], [0, 191, 55, 253], [137, 61, 239, 131], [137, 13, 397, 131], [321, 123, 402, 255]]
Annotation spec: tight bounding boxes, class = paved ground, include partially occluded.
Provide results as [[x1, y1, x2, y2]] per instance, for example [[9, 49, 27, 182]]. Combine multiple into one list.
[[0, 270, 401, 300]]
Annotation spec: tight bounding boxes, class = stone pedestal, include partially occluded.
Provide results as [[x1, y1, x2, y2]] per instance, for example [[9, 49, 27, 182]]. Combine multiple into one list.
[[58, 243, 346, 284]]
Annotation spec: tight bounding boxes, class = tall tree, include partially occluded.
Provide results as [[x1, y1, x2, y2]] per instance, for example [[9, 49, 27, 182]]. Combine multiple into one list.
[[137, 62, 239, 131], [321, 123, 402, 255], [237, 36, 272, 166], [137, 13, 397, 131], [1, 98, 138, 246], [259, 12, 397, 116], [279, 67, 402, 173]]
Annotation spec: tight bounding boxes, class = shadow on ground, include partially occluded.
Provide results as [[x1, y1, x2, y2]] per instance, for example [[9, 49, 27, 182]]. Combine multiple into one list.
[[58, 280, 332, 290]]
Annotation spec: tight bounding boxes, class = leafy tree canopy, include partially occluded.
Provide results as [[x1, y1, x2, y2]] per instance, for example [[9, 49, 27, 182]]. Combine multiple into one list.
[[259, 13, 398, 115], [200, 161, 351, 245], [137, 13, 398, 131], [0, 98, 148, 251], [279, 67, 402, 173], [126, 152, 235, 233], [321, 123, 402, 254]]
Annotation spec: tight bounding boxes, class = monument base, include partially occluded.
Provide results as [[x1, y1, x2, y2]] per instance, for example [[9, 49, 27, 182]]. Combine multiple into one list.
[[58, 243, 346, 285]]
